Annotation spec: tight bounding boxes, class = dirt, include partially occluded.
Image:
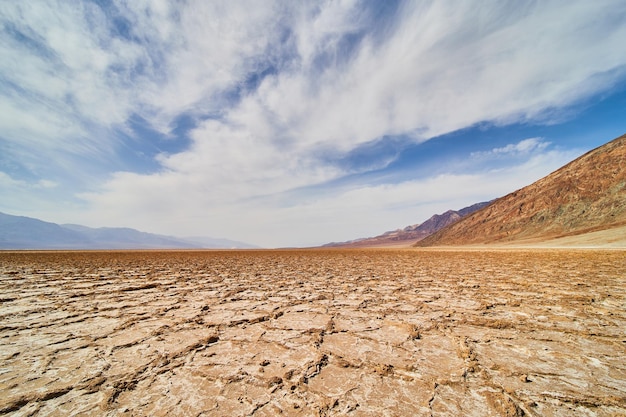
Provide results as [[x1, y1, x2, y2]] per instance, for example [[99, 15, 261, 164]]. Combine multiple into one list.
[[1, 249, 625, 416]]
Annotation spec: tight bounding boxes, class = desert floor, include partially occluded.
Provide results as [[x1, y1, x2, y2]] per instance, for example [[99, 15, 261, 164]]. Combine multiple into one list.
[[1, 249, 625, 416]]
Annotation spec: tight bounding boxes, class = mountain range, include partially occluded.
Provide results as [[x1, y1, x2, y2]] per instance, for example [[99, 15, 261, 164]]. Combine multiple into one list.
[[323, 201, 490, 247], [417, 133, 626, 247], [0, 212, 257, 249]]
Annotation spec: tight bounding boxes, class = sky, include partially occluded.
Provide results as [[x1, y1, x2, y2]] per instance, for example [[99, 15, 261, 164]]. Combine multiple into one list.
[[1, 1, 626, 248]]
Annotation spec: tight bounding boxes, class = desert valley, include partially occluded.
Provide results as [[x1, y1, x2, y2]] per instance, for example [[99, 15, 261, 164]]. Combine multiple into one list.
[[1, 134, 625, 416], [3, 2, 626, 415], [1, 249, 625, 417]]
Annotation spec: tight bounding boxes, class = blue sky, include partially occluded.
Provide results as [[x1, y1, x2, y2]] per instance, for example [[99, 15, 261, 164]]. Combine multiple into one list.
[[1, 1, 625, 247]]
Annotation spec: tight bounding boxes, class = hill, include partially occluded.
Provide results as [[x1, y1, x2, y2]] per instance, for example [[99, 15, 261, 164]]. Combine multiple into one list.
[[323, 201, 490, 247], [0, 212, 257, 249], [416, 133, 626, 247]]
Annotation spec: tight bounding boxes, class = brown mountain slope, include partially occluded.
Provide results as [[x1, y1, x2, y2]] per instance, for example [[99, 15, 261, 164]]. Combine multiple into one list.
[[323, 202, 489, 247], [416, 133, 626, 246]]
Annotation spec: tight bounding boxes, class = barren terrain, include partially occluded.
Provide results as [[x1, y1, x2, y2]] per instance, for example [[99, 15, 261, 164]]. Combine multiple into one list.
[[1, 249, 625, 416], [417, 134, 626, 247]]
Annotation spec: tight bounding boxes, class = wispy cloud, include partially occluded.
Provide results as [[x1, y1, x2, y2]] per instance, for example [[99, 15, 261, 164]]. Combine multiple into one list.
[[0, 170, 65, 217], [0, 171, 57, 189], [1, 1, 625, 245], [471, 138, 550, 159]]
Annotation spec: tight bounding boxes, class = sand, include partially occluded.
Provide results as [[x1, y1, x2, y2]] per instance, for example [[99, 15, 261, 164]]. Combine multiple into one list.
[[1, 249, 625, 416]]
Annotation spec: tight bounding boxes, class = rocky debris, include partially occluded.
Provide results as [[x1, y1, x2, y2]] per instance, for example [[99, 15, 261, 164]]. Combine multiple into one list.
[[0, 249, 625, 416], [417, 133, 626, 246]]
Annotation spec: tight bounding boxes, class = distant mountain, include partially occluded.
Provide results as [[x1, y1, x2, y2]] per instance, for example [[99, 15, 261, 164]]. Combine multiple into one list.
[[0, 213, 90, 249], [0, 212, 257, 249], [323, 201, 490, 248], [416, 133, 626, 246]]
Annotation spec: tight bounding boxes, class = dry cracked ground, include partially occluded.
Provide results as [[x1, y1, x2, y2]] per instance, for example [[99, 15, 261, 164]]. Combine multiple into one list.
[[0, 249, 625, 416]]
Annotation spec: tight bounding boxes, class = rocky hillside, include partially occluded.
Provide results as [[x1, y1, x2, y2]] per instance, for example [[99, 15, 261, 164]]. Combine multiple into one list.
[[324, 201, 489, 247], [416, 133, 626, 246]]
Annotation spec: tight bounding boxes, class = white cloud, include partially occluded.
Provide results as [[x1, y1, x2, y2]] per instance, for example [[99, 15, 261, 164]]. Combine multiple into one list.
[[0, 171, 22, 189], [0, 171, 56, 189], [115, 1, 288, 130], [298, 1, 626, 144], [471, 137, 550, 159], [1, 1, 625, 245], [140, 0, 626, 201], [0, 1, 140, 187], [4, 1, 625, 153], [0, 171, 66, 217]]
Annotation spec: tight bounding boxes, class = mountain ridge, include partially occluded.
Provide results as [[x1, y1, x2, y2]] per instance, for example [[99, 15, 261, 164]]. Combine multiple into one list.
[[0, 212, 257, 249], [323, 201, 490, 248], [416, 133, 626, 247]]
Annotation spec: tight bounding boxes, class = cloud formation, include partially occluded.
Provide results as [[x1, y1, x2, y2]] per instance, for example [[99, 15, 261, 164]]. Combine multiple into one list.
[[1, 1, 625, 246], [470, 138, 550, 159]]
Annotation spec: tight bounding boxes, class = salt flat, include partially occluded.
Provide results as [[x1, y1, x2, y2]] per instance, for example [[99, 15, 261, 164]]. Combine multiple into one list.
[[1, 249, 625, 416]]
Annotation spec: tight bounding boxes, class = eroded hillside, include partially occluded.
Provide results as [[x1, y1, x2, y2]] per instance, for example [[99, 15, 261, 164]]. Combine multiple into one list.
[[418, 134, 626, 246]]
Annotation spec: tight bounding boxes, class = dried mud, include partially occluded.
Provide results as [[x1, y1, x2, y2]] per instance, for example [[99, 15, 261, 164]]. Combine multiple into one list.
[[1, 249, 625, 416]]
